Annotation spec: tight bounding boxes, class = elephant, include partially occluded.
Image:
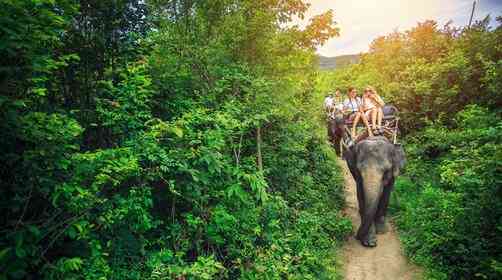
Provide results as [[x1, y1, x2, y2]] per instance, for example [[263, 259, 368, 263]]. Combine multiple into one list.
[[343, 136, 405, 247], [327, 110, 347, 155]]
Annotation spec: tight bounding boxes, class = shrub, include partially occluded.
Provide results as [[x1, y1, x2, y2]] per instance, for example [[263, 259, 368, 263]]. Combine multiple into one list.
[[392, 106, 502, 279]]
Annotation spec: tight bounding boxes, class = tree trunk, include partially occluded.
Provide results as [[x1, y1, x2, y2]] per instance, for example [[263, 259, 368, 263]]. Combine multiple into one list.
[[256, 126, 263, 172]]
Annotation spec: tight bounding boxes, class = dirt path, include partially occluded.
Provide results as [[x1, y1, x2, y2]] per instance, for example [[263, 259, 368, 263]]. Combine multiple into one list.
[[338, 159, 422, 280]]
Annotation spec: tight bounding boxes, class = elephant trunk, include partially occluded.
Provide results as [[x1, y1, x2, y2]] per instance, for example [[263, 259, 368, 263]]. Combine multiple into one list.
[[330, 114, 346, 139], [334, 114, 345, 126], [357, 167, 384, 241]]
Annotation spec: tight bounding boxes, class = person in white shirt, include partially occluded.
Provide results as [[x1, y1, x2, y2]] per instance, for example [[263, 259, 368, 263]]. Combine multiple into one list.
[[333, 89, 344, 111], [325, 89, 344, 115], [324, 94, 334, 113], [343, 87, 373, 138]]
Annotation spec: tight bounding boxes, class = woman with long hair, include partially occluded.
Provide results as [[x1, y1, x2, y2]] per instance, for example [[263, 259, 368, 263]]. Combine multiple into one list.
[[362, 86, 385, 134]]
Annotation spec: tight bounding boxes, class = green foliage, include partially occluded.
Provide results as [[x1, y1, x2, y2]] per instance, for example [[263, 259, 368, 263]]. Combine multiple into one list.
[[1, 0, 349, 279], [96, 64, 154, 142], [391, 106, 502, 279]]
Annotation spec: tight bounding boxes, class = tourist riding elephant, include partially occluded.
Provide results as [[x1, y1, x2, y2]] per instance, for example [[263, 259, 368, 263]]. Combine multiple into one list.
[[343, 136, 405, 247]]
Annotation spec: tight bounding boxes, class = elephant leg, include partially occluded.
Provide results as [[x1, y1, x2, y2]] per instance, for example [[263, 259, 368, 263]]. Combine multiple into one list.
[[356, 186, 382, 247], [374, 188, 390, 234], [357, 216, 377, 247], [375, 216, 387, 234], [367, 223, 376, 246], [375, 177, 394, 234], [374, 195, 390, 234]]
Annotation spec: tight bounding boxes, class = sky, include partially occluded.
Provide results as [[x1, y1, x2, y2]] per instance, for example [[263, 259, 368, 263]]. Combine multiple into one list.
[[295, 0, 502, 57]]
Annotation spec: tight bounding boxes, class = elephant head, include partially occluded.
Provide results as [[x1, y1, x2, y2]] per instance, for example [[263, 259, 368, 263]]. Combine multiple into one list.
[[343, 136, 405, 247], [327, 110, 347, 153]]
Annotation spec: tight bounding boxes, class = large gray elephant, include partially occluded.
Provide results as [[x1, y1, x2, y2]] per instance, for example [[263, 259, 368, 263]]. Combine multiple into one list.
[[343, 136, 405, 247]]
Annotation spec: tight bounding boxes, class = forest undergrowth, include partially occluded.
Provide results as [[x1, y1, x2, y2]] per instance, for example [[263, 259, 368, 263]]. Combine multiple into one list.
[[0, 1, 352, 279]]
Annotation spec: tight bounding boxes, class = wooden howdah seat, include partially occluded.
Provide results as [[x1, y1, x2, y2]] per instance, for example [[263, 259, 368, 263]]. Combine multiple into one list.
[[327, 104, 401, 156], [339, 105, 400, 153]]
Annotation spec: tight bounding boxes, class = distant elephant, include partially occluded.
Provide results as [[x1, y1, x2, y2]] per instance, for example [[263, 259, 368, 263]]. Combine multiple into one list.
[[343, 136, 405, 247], [327, 111, 346, 155]]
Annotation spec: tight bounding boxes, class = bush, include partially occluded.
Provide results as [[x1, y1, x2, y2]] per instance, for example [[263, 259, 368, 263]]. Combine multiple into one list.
[[0, 1, 347, 278], [391, 106, 502, 279]]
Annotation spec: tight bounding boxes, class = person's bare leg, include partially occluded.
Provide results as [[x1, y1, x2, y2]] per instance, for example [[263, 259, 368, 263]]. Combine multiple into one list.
[[369, 109, 379, 135], [370, 109, 377, 128], [360, 112, 373, 137], [377, 107, 383, 128]]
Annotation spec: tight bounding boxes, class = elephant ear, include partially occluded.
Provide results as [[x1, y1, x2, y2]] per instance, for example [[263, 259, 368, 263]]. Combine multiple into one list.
[[392, 144, 406, 177], [343, 145, 361, 180]]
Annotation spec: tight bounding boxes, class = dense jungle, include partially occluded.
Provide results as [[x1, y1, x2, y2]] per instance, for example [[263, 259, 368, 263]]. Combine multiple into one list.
[[0, 1, 500, 279]]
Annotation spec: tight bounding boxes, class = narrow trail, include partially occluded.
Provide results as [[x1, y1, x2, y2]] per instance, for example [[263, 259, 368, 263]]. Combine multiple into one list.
[[338, 159, 422, 280]]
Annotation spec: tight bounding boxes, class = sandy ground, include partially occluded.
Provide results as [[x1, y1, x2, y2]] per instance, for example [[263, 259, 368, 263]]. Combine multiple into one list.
[[338, 159, 422, 280]]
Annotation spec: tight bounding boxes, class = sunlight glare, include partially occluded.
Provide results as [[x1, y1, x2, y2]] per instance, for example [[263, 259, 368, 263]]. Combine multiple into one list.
[[300, 0, 459, 55]]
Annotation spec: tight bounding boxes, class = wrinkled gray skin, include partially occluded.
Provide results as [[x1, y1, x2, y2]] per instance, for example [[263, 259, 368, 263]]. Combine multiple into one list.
[[343, 136, 405, 247]]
